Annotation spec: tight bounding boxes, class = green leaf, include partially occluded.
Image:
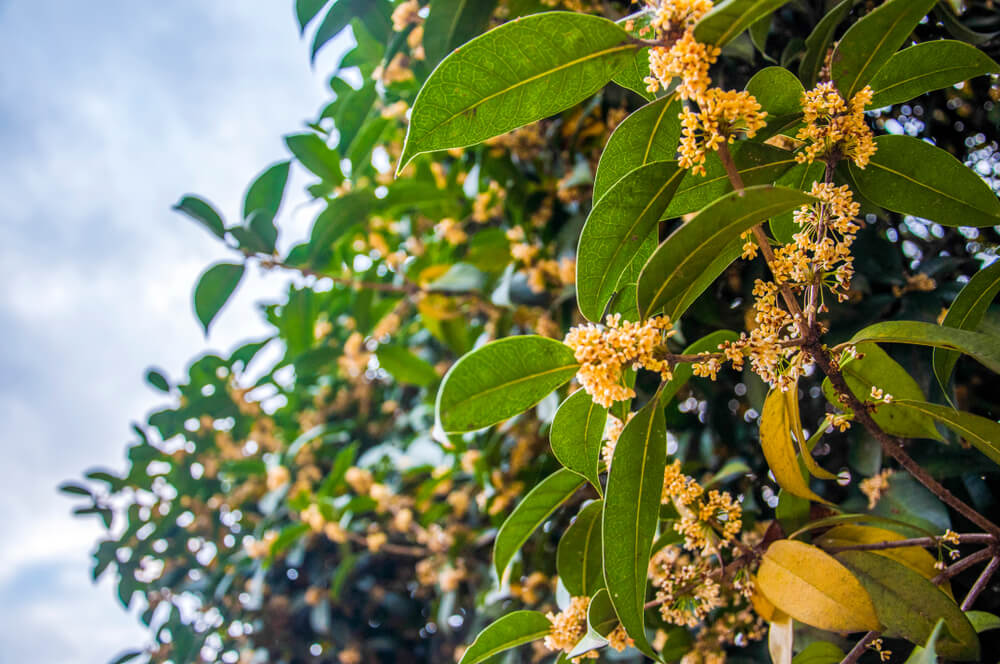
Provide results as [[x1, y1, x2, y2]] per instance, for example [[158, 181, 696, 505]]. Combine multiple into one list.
[[848, 320, 1000, 375], [557, 501, 604, 597], [457, 611, 552, 664], [144, 369, 170, 393], [173, 195, 226, 239], [871, 473, 951, 536], [577, 160, 685, 321], [399, 12, 639, 169], [869, 40, 999, 108], [850, 135, 1000, 228], [375, 345, 439, 387], [423, 0, 499, 66], [798, 0, 855, 89], [904, 619, 947, 664], [602, 397, 666, 657], [284, 132, 343, 184], [837, 551, 979, 660], [611, 233, 657, 321], [308, 191, 371, 263], [662, 142, 797, 218], [831, 0, 937, 99], [966, 610, 1000, 633], [770, 161, 825, 244], [437, 336, 578, 432], [638, 185, 814, 320], [791, 642, 845, 664], [493, 468, 584, 578], [243, 161, 290, 220], [611, 48, 654, 101], [693, 0, 794, 47], [551, 389, 607, 492], [593, 95, 681, 203], [933, 4, 1000, 46], [296, 0, 329, 34], [311, 0, 370, 63], [934, 260, 1000, 392], [587, 587, 618, 637], [109, 650, 144, 664], [893, 399, 1000, 467], [58, 482, 92, 497], [746, 66, 804, 116], [660, 331, 740, 406], [193, 262, 245, 335], [821, 342, 942, 441]]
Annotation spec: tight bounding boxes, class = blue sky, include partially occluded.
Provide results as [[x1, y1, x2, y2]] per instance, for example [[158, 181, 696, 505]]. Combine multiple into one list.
[[0, 2, 339, 661]]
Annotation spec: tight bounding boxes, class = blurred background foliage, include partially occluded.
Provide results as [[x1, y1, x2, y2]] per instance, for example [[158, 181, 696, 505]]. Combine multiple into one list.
[[61, 1, 1000, 662]]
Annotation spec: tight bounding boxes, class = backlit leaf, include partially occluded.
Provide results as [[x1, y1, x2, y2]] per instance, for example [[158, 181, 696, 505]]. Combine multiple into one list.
[[437, 336, 579, 432], [792, 641, 845, 664], [375, 345, 440, 387], [768, 611, 793, 664], [423, 0, 498, 66], [457, 611, 552, 664]]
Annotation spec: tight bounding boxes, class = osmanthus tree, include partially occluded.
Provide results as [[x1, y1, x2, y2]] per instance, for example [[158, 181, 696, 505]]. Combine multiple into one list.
[[62, 1, 1000, 663]]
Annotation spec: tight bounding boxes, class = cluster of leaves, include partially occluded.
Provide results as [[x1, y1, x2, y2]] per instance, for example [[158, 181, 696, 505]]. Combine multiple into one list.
[[64, 1, 1000, 663]]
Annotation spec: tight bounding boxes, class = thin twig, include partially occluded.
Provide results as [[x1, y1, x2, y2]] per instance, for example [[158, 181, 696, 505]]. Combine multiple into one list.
[[961, 555, 999, 610], [841, 631, 879, 664], [931, 547, 995, 585], [825, 533, 995, 553]]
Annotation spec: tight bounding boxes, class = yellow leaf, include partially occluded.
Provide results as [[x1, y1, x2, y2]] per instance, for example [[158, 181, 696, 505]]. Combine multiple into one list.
[[768, 610, 793, 664], [760, 389, 829, 503], [815, 525, 953, 599], [750, 576, 777, 622], [757, 540, 881, 633], [785, 380, 837, 481]]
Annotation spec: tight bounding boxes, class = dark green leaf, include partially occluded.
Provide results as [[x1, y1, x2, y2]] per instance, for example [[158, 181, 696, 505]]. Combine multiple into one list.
[[58, 482, 92, 497], [831, 0, 937, 99], [376, 345, 440, 387], [577, 160, 685, 321], [871, 473, 950, 536], [457, 611, 552, 664], [436, 336, 578, 432], [144, 369, 170, 393], [173, 195, 226, 239], [593, 95, 681, 202], [893, 399, 1000, 467], [551, 389, 607, 492], [557, 501, 604, 597], [638, 185, 814, 320], [934, 260, 1000, 392], [193, 263, 245, 334], [311, 0, 370, 63], [694, 0, 794, 47], [869, 40, 999, 108], [246, 210, 278, 253], [799, 0, 855, 88], [296, 0, 329, 34], [110, 650, 144, 664], [400, 12, 639, 169], [746, 66, 804, 116], [933, 5, 1000, 46], [837, 551, 979, 660], [423, 0, 499, 66], [493, 468, 584, 577], [848, 320, 1000, 374], [285, 132, 344, 184], [611, 228, 657, 321], [243, 161, 290, 220], [603, 397, 666, 657]]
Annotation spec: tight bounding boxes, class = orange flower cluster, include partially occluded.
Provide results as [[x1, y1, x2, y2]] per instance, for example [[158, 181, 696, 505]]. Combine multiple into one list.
[[796, 82, 876, 168]]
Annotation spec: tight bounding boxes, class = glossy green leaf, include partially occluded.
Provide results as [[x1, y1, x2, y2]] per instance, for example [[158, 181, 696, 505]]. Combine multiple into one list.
[[638, 185, 814, 320], [851, 135, 1000, 228], [837, 551, 980, 660], [869, 40, 999, 108], [746, 66, 804, 116], [966, 610, 1000, 633], [693, 0, 794, 47], [602, 397, 666, 657], [848, 320, 1000, 375], [423, 0, 499, 65], [893, 399, 1000, 466], [791, 642, 845, 664], [577, 160, 684, 321], [285, 132, 343, 185], [557, 501, 604, 597], [437, 336, 578, 432], [551, 389, 607, 492], [798, 0, 855, 88], [243, 161, 290, 220], [399, 12, 639, 169], [611, 47, 654, 101], [194, 262, 245, 335], [457, 611, 552, 664], [831, 0, 937, 99], [375, 346, 439, 387], [662, 142, 797, 218], [821, 342, 942, 441], [593, 95, 681, 202], [934, 260, 1000, 392], [174, 196, 226, 239], [660, 331, 740, 406], [493, 468, 584, 578], [611, 233, 657, 321], [770, 161, 824, 244]]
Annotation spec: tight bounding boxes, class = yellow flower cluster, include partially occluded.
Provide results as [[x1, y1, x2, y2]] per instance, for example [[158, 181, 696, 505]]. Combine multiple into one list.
[[649, 546, 723, 627], [796, 82, 876, 168], [662, 461, 742, 551], [435, 217, 467, 245], [564, 314, 675, 408], [647, 31, 720, 100], [860, 468, 893, 510], [679, 89, 767, 175], [544, 596, 591, 654]]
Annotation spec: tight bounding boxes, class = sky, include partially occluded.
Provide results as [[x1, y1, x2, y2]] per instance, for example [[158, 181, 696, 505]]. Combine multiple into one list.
[[0, 2, 341, 661]]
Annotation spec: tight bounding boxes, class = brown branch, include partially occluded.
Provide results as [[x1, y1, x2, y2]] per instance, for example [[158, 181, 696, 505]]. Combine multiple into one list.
[[961, 554, 999, 610], [840, 631, 879, 664], [824, 533, 995, 554], [931, 547, 995, 585]]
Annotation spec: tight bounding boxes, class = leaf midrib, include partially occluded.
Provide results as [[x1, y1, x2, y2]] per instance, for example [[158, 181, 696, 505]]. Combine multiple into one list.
[[445, 364, 578, 420]]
